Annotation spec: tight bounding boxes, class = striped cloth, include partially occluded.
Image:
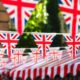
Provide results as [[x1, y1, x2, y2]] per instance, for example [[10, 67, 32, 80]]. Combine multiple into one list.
[[6, 62, 80, 80], [5, 57, 80, 80]]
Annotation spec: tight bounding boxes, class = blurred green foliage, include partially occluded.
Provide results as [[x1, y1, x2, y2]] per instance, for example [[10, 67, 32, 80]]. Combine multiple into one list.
[[16, 33, 37, 48], [25, 0, 48, 32]]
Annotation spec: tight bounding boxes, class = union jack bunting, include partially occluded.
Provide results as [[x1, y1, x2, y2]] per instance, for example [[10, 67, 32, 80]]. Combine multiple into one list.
[[63, 33, 80, 58], [11, 48, 25, 64], [2, 0, 39, 34], [31, 33, 56, 58], [0, 32, 20, 57], [58, 0, 80, 38]]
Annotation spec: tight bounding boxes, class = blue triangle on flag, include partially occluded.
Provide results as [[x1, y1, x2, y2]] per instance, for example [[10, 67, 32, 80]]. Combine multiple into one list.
[[24, 19, 27, 26], [11, 34, 14, 36], [58, 0, 63, 4], [70, 0, 72, 2], [3, 33, 6, 36], [67, 24, 70, 31], [11, 18, 15, 24]]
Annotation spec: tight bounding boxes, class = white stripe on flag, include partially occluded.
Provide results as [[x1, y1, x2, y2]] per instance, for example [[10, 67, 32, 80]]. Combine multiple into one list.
[[31, 68, 34, 80], [42, 67, 45, 79], [54, 66, 57, 77], [68, 63, 72, 73], [60, 65, 64, 77], [73, 62, 80, 76], [13, 71, 17, 80], [36, 68, 39, 77], [19, 70, 22, 77], [47, 66, 51, 76], [24, 69, 28, 80]]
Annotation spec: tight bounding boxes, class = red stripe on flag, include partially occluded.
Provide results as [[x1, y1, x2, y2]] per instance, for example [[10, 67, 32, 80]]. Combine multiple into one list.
[[12, 34, 18, 39], [70, 64, 74, 74], [77, 37, 80, 41], [11, 71, 15, 79], [66, 36, 71, 41], [33, 68, 37, 80], [50, 67, 54, 79], [65, 17, 71, 22], [57, 66, 60, 75], [45, 67, 48, 76], [17, 0, 22, 34], [0, 34, 5, 39], [16, 70, 20, 79], [8, 10, 15, 15], [65, 0, 71, 6], [39, 68, 42, 78], [2, 0, 36, 8], [6, 71, 10, 78], [35, 35, 41, 40], [25, 12, 31, 17], [28, 69, 31, 77], [47, 35, 52, 40], [64, 64, 68, 77], [22, 70, 25, 80]]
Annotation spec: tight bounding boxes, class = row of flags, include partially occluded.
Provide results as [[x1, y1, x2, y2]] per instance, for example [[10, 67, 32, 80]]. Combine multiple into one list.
[[0, 46, 73, 68], [0, 32, 80, 58]]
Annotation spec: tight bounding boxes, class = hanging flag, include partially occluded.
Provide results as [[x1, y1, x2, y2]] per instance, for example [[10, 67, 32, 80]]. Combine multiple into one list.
[[2, 0, 39, 34], [63, 33, 80, 58], [59, 0, 80, 38], [32, 33, 55, 58], [0, 32, 20, 57]]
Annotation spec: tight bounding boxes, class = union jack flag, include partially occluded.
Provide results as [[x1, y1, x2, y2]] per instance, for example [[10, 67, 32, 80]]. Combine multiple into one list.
[[59, 0, 80, 38], [2, 0, 39, 34], [63, 33, 80, 58], [0, 32, 20, 57], [32, 33, 55, 58]]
